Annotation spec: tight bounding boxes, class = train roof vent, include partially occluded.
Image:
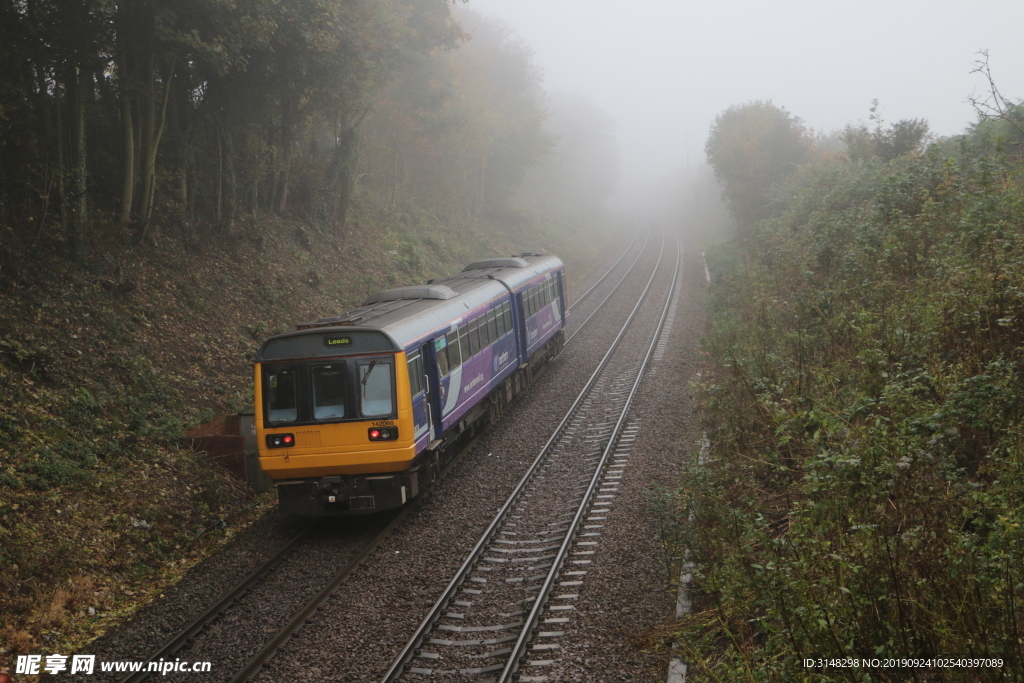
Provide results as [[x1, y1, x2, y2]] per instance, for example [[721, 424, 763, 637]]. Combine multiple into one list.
[[462, 257, 529, 271], [363, 284, 457, 305]]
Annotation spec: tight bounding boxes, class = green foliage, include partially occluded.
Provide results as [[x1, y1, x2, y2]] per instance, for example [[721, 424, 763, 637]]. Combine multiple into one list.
[[0, 0, 460, 254], [841, 101, 930, 162], [705, 101, 814, 232], [672, 139, 1024, 679], [357, 8, 553, 223]]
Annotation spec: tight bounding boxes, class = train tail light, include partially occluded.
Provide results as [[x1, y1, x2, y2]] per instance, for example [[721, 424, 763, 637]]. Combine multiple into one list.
[[267, 433, 295, 448], [368, 427, 398, 441]]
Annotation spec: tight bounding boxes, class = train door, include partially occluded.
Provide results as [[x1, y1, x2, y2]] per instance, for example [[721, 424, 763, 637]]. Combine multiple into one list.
[[421, 341, 443, 442], [437, 327, 463, 419], [407, 348, 431, 443], [515, 290, 529, 352]]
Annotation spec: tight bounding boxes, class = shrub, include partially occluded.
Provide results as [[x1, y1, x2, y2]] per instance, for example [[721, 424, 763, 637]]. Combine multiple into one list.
[[671, 141, 1024, 680]]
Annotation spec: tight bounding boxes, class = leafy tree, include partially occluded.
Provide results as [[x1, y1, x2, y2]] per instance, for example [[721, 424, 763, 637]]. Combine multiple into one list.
[[840, 100, 930, 162], [0, 0, 460, 257], [517, 92, 620, 216], [963, 53, 1024, 155], [356, 8, 550, 223], [704, 100, 813, 233]]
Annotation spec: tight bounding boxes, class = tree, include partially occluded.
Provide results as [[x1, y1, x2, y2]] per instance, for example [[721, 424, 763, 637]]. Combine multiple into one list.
[[517, 92, 619, 216], [0, 0, 461, 255], [356, 8, 550, 223], [705, 100, 813, 233], [840, 100, 930, 163], [966, 51, 1024, 154], [968, 50, 1024, 137]]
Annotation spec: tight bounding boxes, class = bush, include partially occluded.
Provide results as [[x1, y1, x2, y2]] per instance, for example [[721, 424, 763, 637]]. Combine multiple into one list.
[[671, 141, 1024, 680]]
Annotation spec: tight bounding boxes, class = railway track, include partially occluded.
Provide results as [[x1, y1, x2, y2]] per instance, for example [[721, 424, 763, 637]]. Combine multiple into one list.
[[380, 227, 680, 681], [564, 225, 649, 345], [116, 228, 651, 683], [566, 225, 640, 311]]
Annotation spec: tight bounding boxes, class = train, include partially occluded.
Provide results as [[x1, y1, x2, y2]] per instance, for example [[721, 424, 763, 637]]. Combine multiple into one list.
[[253, 253, 567, 516]]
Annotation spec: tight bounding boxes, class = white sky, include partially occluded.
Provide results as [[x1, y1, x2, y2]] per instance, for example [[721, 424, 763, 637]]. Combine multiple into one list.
[[466, 0, 1024, 207]]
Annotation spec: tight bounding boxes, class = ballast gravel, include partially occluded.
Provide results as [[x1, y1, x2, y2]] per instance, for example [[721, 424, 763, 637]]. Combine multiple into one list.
[[94, 230, 705, 683], [84, 229, 661, 682]]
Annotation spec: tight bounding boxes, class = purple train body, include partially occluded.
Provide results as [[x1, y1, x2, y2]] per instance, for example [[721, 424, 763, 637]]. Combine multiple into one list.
[[405, 254, 567, 456]]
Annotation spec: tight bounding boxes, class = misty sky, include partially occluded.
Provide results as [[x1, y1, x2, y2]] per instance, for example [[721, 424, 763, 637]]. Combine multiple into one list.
[[467, 0, 1024, 206]]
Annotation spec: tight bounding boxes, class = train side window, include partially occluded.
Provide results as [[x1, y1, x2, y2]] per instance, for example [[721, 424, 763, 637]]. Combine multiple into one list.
[[503, 301, 513, 332], [447, 330, 462, 368], [458, 324, 471, 360], [359, 360, 394, 417], [264, 367, 298, 423], [469, 319, 480, 356], [435, 338, 450, 377], [525, 290, 533, 317], [495, 305, 506, 337], [312, 364, 346, 420], [407, 351, 424, 396], [478, 313, 490, 347], [488, 309, 499, 342]]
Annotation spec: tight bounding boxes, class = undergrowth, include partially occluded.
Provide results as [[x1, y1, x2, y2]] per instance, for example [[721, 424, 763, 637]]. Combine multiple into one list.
[[665, 146, 1024, 681]]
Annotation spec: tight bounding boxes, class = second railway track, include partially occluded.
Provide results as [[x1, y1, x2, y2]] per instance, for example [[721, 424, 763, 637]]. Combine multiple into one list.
[[381, 227, 680, 681]]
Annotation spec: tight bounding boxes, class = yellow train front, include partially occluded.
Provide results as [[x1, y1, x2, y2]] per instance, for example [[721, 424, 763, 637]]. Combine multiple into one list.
[[254, 328, 419, 516]]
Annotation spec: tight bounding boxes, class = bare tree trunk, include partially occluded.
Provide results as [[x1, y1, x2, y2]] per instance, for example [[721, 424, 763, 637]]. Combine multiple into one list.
[[390, 132, 399, 208], [68, 66, 88, 262], [119, 79, 134, 226], [55, 84, 67, 235], [326, 121, 361, 234], [275, 95, 299, 213], [221, 132, 236, 233], [215, 131, 223, 227], [276, 139, 292, 213], [137, 55, 175, 241], [32, 66, 55, 244], [474, 157, 486, 222]]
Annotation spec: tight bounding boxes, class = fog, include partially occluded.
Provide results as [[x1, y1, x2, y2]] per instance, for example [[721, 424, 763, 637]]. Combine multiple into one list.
[[468, 0, 1024, 215]]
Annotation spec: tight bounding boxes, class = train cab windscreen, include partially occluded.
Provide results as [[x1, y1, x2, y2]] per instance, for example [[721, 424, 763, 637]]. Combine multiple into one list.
[[266, 368, 298, 423], [359, 360, 394, 416], [262, 358, 395, 426], [312, 364, 346, 419]]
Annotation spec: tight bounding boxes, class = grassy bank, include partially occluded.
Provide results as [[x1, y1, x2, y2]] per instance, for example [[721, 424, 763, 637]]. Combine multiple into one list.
[[666, 146, 1024, 680], [0, 204, 616, 665]]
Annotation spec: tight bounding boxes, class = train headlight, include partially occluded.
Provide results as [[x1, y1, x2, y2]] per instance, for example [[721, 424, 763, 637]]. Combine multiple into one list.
[[368, 427, 398, 441], [267, 433, 295, 448]]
